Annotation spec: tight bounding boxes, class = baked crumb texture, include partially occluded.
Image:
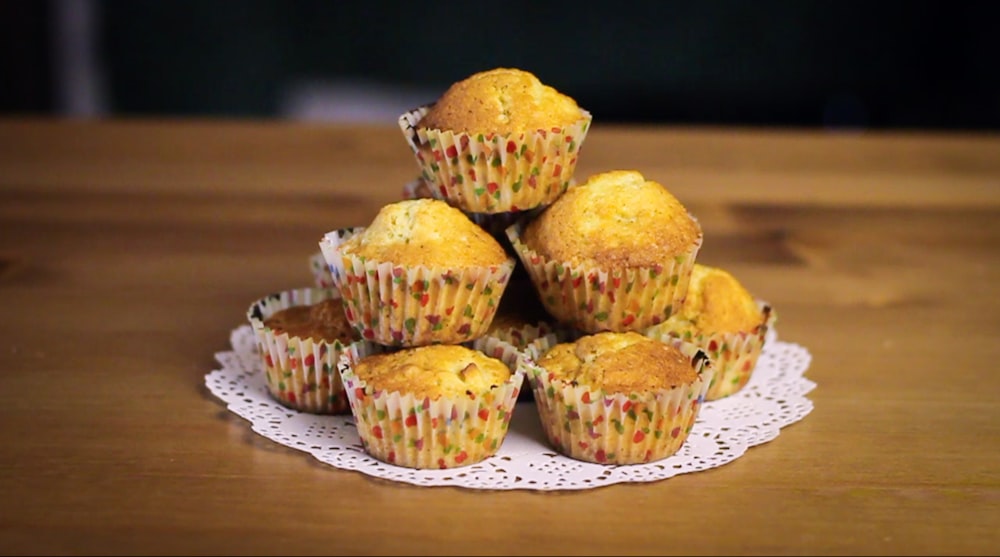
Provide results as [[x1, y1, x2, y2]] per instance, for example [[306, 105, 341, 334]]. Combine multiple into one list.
[[507, 170, 703, 333], [262, 298, 357, 346], [339, 336, 526, 469], [247, 287, 368, 415], [318, 199, 516, 347], [399, 68, 592, 214], [524, 331, 711, 465], [645, 264, 777, 400], [401, 175, 548, 252]]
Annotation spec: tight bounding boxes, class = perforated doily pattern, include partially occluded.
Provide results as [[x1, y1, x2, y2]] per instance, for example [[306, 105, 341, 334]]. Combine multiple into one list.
[[206, 326, 814, 491]]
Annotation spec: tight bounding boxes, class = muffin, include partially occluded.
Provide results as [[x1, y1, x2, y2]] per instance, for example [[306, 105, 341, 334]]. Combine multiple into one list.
[[399, 67, 592, 214], [507, 169, 703, 333], [318, 198, 516, 346], [524, 331, 711, 465], [247, 287, 365, 414], [644, 264, 776, 400], [338, 336, 525, 469]]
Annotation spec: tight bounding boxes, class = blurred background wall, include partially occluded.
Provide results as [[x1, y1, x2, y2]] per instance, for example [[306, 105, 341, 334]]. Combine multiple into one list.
[[2, 0, 998, 130]]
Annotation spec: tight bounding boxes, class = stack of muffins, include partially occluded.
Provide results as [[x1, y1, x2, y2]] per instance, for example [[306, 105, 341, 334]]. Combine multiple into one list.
[[252, 67, 775, 470]]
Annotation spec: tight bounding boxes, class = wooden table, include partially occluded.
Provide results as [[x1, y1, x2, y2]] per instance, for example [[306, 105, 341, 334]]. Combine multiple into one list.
[[1, 118, 998, 556]]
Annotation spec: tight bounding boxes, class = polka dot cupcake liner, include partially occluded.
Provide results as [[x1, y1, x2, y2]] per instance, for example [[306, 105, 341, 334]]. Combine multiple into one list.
[[523, 332, 712, 465], [482, 276, 563, 350], [483, 318, 560, 404], [487, 319, 556, 351], [246, 287, 372, 415], [308, 250, 335, 289], [505, 219, 703, 333], [338, 336, 526, 469], [318, 227, 516, 347], [398, 105, 592, 214], [645, 302, 777, 401]]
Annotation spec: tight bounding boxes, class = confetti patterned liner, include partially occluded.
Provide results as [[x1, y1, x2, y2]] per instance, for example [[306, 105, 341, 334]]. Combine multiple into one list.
[[523, 332, 712, 465], [505, 219, 703, 333], [483, 276, 563, 350], [398, 105, 592, 213], [308, 250, 335, 289], [318, 227, 516, 347], [246, 287, 367, 415], [487, 319, 556, 351], [338, 336, 526, 469], [646, 302, 777, 401], [484, 318, 560, 404]]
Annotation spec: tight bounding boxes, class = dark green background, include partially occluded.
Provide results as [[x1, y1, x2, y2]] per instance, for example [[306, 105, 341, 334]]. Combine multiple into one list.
[[4, 0, 998, 129]]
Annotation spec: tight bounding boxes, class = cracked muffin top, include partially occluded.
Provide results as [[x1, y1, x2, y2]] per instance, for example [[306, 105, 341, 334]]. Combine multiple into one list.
[[661, 264, 764, 334], [522, 170, 702, 268], [418, 67, 585, 135], [535, 331, 699, 393], [341, 198, 509, 267], [352, 344, 512, 399]]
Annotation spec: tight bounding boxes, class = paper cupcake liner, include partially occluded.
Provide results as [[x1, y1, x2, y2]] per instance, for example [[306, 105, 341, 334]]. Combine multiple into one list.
[[484, 318, 565, 405], [318, 227, 516, 347], [646, 302, 777, 400], [309, 250, 335, 288], [338, 336, 526, 469], [523, 333, 712, 465], [488, 319, 556, 351], [398, 105, 592, 213], [246, 287, 370, 414], [506, 219, 703, 333], [484, 276, 563, 348]]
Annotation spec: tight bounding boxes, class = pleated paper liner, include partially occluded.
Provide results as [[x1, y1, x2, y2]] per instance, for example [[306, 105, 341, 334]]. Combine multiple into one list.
[[505, 218, 703, 333], [337, 336, 526, 469], [523, 332, 712, 465], [398, 105, 592, 214], [318, 226, 516, 347], [246, 286, 374, 414], [308, 250, 335, 289], [645, 302, 777, 400]]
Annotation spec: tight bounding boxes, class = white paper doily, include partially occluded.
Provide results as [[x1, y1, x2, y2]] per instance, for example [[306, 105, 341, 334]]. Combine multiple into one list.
[[206, 326, 814, 491]]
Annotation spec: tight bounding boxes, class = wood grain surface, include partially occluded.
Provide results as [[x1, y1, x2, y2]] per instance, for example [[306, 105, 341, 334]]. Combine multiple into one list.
[[0, 118, 998, 556]]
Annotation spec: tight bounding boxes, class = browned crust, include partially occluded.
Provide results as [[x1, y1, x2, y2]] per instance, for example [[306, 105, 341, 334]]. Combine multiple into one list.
[[353, 344, 512, 399], [672, 264, 764, 333], [262, 298, 357, 344], [419, 68, 584, 135], [536, 331, 698, 392], [522, 170, 701, 267], [342, 199, 509, 267]]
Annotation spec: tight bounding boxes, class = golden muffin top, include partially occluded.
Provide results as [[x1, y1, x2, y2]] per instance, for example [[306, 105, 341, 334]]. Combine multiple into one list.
[[536, 331, 698, 392], [352, 344, 512, 399], [262, 298, 357, 345], [522, 170, 702, 267], [663, 264, 763, 333], [418, 67, 585, 135], [341, 198, 509, 267]]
